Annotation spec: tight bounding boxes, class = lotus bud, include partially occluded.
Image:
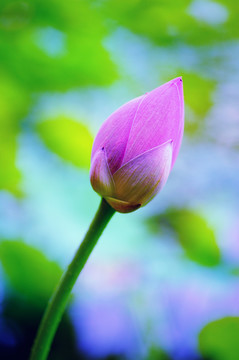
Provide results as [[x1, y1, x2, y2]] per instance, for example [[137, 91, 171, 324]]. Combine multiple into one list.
[[90, 77, 184, 213]]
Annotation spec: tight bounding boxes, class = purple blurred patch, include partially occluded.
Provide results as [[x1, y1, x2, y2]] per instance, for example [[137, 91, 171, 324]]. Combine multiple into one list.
[[70, 298, 140, 358]]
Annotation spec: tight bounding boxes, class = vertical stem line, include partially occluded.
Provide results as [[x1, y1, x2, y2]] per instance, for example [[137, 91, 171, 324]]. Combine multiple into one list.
[[30, 198, 115, 360]]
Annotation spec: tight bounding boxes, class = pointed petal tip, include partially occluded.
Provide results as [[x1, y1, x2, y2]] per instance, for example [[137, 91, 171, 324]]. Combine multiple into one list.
[[151, 76, 183, 96], [169, 77, 184, 108], [175, 76, 183, 82], [163, 77, 183, 91], [170, 77, 183, 90]]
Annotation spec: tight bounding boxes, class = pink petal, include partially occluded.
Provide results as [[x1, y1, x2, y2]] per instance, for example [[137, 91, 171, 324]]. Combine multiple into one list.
[[122, 77, 184, 169], [113, 141, 173, 206], [90, 148, 115, 197], [91, 95, 145, 175]]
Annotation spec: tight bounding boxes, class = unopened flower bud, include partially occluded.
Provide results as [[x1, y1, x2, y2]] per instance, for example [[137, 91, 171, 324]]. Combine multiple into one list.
[[90, 77, 184, 213]]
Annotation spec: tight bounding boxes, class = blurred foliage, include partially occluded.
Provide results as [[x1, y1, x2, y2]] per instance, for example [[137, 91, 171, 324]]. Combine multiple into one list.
[[182, 72, 216, 135], [199, 317, 239, 360], [182, 73, 216, 118], [0, 73, 30, 195], [148, 346, 171, 360], [147, 208, 220, 267], [0, 0, 235, 193], [0, 295, 85, 360], [0, 240, 100, 359], [0, 0, 117, 90], [100, 0, 239, 46], [36, 116, 93, 169], [0, 240, 62, 308], [165, 71, 216, 135], [0, 0, 117, 193]]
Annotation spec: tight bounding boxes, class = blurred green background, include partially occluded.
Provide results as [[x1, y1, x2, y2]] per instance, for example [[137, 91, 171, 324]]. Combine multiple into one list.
[[0, 0, 239, 359]]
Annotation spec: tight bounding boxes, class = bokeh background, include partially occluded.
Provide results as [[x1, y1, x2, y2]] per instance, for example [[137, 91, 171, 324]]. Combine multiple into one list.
[[0, 0, 239, 359]]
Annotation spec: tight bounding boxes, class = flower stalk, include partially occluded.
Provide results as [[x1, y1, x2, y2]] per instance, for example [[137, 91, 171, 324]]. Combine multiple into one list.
[[30, 77, 184, 359], [30, 198, 115, 360]]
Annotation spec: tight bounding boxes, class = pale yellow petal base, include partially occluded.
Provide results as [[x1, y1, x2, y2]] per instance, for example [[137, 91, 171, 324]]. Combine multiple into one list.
[[105, 197, 141, 213]]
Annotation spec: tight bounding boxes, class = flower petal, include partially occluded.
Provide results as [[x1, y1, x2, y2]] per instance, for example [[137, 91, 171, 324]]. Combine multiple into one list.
[[122, 77, 184, 169], [91, 95, 145, 174], [90, 148, 115, 197], [105, 197, 141, 213], [113, 141, 173, 206]]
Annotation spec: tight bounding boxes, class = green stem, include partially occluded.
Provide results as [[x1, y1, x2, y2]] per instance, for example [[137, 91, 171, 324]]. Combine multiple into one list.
[[30, 198, 115, 360]]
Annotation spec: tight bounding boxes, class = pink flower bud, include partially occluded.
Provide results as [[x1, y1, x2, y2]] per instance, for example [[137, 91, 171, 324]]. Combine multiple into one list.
[[90, 77, 184, 213]]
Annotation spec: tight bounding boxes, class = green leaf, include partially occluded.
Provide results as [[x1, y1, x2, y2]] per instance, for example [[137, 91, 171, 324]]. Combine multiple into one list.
[[0, 0, 117, 91], [0, 134, 21, 195], [101, 0, 239, 46], [182, 72, 216, 135], [0, 73, 30, 195], [36, 116, 93, 169], [0, 240, 62, 307], [148, 346, 170, 360], [148, 208, 220, 267], [182, 72, 216, 117], [199, 317, 239, 360]]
